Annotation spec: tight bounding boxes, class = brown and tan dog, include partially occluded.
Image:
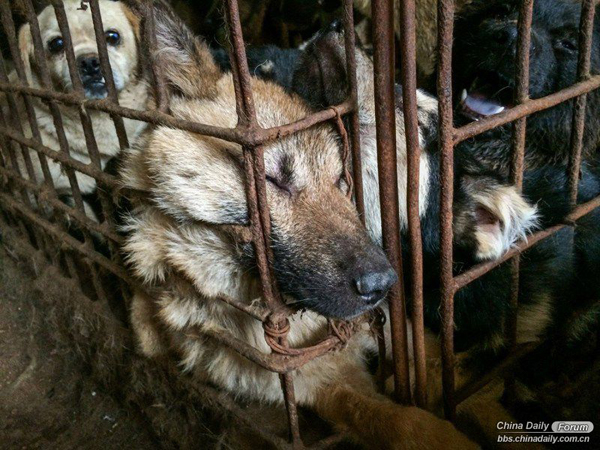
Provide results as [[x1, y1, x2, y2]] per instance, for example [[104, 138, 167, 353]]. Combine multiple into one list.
[[119, 4, 479, 448]]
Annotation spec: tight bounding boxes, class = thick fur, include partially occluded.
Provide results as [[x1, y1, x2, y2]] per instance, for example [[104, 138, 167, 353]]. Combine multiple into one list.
[[120, 4, 475, 448], [453, 0, 600, 173], [12, 0, 148, 196]]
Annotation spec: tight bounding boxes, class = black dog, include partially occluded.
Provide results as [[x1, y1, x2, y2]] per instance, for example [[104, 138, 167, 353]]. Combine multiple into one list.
[[453, 0, 600, 173], [211, 45, 300, 90]]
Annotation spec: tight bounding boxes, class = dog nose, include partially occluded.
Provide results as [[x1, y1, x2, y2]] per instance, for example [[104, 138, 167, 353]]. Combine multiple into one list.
[[77, 54, 101, 77], [354, 269, 397, 305]]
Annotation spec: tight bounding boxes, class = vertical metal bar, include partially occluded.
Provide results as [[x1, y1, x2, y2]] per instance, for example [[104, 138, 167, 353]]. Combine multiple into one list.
[[21, 0, 120, 303], [398, 0, 427, 407], [86, 0, 130, 150], [437, 0, 457, 420], [17, 0, 90, 224], [505, 0, 534, 374], [143, 0, 170, 113], [568, 0, 596, 208], [51, 0, 129, 295], [224, 0, 301, 446], [342, 0, 365, 221], [371, 0, 412, 405]]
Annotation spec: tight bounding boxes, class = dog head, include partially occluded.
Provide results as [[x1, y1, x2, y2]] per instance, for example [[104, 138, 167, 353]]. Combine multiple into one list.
[[121, 8, 395, 320], [292, 23, 538, 262], [453, 0, 600, 161], [18, 0, 140, 99]]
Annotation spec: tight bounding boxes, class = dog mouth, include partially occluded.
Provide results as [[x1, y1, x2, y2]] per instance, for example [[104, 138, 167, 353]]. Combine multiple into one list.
[[457, 72, 515, 121], [82, 78, 108, 100]]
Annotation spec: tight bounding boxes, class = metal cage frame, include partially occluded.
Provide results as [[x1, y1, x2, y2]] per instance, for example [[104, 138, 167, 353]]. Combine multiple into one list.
[[0, 0, 599, 448]]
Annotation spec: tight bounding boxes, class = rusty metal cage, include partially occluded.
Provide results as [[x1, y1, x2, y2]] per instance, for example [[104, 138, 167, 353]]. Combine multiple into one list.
[[0, 0, 599, 448]]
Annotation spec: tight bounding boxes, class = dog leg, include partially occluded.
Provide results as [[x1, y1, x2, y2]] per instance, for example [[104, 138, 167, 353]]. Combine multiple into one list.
[[131, 290, 168, 358], [314, 380, 477, 449]]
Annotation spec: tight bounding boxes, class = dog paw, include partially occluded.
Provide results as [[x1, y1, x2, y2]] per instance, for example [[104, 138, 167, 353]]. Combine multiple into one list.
[[455, 178, 539, 261]]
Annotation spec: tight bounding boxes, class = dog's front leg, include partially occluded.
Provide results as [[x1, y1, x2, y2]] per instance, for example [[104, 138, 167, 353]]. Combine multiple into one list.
[[313, 380, 476, 449]]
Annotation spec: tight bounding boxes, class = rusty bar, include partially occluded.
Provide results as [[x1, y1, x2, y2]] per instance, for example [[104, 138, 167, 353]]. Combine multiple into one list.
[[280, 371, 302, 446], [224, 0, 300, 445], [0, 124, 118, 188], [398, 0, 427, 407], [504, 0, 534, 397], [0, 191, 133, 282], [342, 0, 365, 220], [568, 0, 596, 208], [86, 0, 130, 150], [188, 319, 363, 375], [143, 0, 169, 113], [454, 75, 600, 143], [437, 0, 457, 420], [224, 0, 286, 314], [510, 0, 533, 191], [371, 0, 411, 405], [454, 194, 600, 289], [0, 80, 354, 147], [0, 165, 121, 243]]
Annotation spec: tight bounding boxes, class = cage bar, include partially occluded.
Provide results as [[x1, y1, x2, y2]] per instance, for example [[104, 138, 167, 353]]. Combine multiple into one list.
[[568, 0, 596, 208], [504, 0, 534, 398], [436, 0, 457, 421], [398, 0, 427, 407], [371, 0, 412, 405]]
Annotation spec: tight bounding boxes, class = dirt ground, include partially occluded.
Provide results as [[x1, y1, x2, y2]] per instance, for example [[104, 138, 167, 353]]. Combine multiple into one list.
[[0, 245, 162, 450], [1, 227, 600, 450]]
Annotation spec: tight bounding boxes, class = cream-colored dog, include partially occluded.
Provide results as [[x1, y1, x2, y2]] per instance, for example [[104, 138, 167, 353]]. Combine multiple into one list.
[[12, 0, 147, 199]]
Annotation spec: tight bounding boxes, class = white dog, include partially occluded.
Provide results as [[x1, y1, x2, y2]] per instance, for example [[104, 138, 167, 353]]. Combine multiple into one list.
[[12, 0, 148, 199]]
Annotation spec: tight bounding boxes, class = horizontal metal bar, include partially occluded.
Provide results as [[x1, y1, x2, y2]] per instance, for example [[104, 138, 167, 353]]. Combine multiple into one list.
[[0, 165, 122, 243], [0, 191, 132, 282], [453, 194, 600, 291], [189, 319, 363, 374], [0, 82, 353, 147], [454, 75, 600, 143], [0, 124, 118, 189]]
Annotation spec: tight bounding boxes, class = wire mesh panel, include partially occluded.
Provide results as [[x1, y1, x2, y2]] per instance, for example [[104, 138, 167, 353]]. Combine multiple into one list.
[[0, 0, 599, 447]]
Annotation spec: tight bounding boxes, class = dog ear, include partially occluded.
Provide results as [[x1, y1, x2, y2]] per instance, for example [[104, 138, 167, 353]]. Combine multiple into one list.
[[146, 1, 221, 99], [292, 22, 376, 116], [17, 22, 34, 85], [121, 129, 249, 226], [292, 25, 350, 109]]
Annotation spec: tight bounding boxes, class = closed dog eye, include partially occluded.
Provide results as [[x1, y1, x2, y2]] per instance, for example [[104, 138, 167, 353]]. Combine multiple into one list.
[[265, 174, 293, 196]]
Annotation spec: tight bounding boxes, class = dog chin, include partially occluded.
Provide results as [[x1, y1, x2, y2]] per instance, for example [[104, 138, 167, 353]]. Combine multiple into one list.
[[84, 82, 109, 99]]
